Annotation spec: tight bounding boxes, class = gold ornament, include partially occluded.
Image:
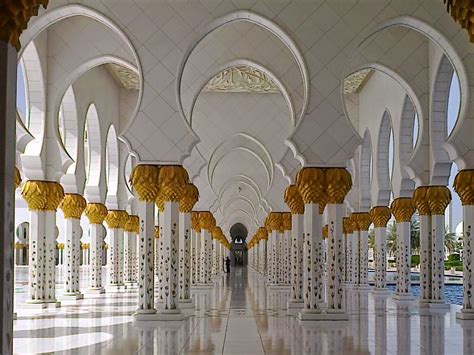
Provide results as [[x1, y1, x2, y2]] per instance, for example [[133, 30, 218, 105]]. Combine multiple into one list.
[[130, 165, 160, 202], [390, 198, 415, 223], [343, 217, 353, 234], [212, 226, 223, 240], [0, 0, 49, 51], [156, 194, 164, 212], [351, 212, 372, 231], [81, 243, 90, 250], [154, 226, 160, 239], [199, 211, 216, 231], [453, 169, 474, 205], [22, 180, 64, 211], [319, 194, 327, 214], [325, 168, 352, 204], [179, 183, 199, 213], [84, 203, 108, 224], [59, 193, 87, 219], [413, 186, 430, 216], [284, 185, 304, 214], [265, 212, 282, 232], [427, 186, 451, 215], [369, 206, 391, 228], [295, 168, 325, 204], [158, 165, 189, 202], [191, 211, 200, 231], [282, 212, 292, 230], [257, 227, 268, 241], [124, 215, 140, 233], [57, 243, 64, 250], [322, 224, 328, 239], [15, 166, 21, 189], [445, 0, 474, 42], [105, 210, 129, 229]]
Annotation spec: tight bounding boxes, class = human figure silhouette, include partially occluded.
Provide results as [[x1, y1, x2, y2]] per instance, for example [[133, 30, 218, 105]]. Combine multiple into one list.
[[225, 256, 231, 273]]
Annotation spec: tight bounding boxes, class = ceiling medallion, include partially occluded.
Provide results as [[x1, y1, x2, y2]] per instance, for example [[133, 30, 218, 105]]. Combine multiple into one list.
[[343, 69, 373, 94], [204, 65, 279, 94], [445, 0, 474, 42]]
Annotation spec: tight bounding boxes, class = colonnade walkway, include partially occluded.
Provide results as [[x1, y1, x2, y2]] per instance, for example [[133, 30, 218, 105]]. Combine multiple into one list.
[[12, 266, 474, 354]]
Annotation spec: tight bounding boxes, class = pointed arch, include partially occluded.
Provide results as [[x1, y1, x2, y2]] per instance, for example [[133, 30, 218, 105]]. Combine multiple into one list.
[[105, 125, 119, 198], [359, 130, 372, 211], [84, 104, 101, 188], [376, 110, 394, 206]]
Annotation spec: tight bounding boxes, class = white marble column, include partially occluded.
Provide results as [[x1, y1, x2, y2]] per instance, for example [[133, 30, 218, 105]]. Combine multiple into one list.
[[455, 170, 474, 319], [211, 234, 219, 277], [130, 165, 161, 320], [352, 213, 371, 290], [282, 212, 292, 286], [199, 211, 215, 286], [391, 198, 416, 300], [178, 183, 197, 308], [104, 210, 128, 292], [59, 194, 87, 300], [258, 232, 267, 276], [192, 217, 201, 285], [288, 209, 303, 308], [124, 215, 139, 287], [370, 207, 391, 293], [22, 181, 64, 308], [85, 203, 107, 294], [429, 187, 451, 306], [265, 213, 281, 287]]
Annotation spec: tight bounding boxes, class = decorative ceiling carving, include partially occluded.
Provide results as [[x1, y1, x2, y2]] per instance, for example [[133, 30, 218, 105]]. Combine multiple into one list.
[[343, 69, 373, 94], [204, 65, 279, 94], [106, 63, 139, 90]]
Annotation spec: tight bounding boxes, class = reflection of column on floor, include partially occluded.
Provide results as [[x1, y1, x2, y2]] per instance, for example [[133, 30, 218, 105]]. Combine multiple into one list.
[[396, 304, 411, 354], [461, 318, 474, 354], [59, 193, 87, 300], [374, 295, 387, 354], [85, 203, 107, 293], [22, 180, 64, 307], [370, 207, 391, 292], [357, 292, 369, 354], [124, 215, 139, 287], [391, 198, 416, 300], [454, 170, 474, 319]]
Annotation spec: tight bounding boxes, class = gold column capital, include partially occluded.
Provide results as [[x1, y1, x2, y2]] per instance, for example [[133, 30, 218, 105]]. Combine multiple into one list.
[[15, 166, 21, 189], [265, 212, 282, 232], [191, 211, 200, 231], [199, 211, 216, 231], [413, 186, 431, 215], [351, 212, 372, 231], [295, 167, 325, 205], [445, 0, 474, 42], [370, 206, 391, 228], [390, 197, 415, 223], [59, 193, 87, 219], [105, 210, 129, 229], [84, 203, 108, 224], [257, 227, 268, 241], [453, 169, 474, 205], [22, 180, 64, 211], [212, 226, 222, 240], [322, 224, 328, 239], [179, 183, 199, 213], [154, 226, 160, 239], [130, 165, 160, 202], [284, 185, 304, 214], [158, 165, 189, 202], [343, 217, 353, 234], [0, 0, 49, 51], [282, 212, 292, 230], [124, 215, 140, 233], [325, 168, 352, 204], [427, 186, 451, 215]]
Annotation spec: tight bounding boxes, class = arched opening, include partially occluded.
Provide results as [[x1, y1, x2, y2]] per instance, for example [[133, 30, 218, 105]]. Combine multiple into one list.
[[16, 61, 29, 128], [360, 130, 372, 210], [447, 70, 460, 137], [105, 125, 119, 200], [376, 111, 394, 205], [230, 222, 248, 267], [84, 104, 101, 187]]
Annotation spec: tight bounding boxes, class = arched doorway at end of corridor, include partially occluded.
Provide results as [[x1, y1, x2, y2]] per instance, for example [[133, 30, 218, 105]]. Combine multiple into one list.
[[230, 223, 248, 267]]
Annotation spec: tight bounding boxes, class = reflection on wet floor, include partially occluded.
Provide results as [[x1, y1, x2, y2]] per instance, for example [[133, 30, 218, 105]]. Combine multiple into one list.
[[12, 266, 474, 354]]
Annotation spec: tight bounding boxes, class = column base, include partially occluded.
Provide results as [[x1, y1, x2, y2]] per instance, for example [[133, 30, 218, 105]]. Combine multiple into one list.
[[133, 310, 160, 321], [428, 301, 450, 310], [298, 309, 348, 321], [24, 300, 61, 309], [267, 284, 291, 291], [372, 288, 390, 295], [106, 284, 125, 293], [191, 284, 214, 290], [61, 292, 84, 301], [86, 287, 105, 295], [393, 293, 415, 302], [354, 284, 371, 291], [457, 309, 474, 320], [287, 300, 304, 309], [178, 299, 195, 309], [156, 309, 185, 321], [125, 282, 139, 289]]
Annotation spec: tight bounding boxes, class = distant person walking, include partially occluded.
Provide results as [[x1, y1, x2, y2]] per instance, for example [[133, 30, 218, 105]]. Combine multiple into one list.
[[225, 256, 231, 273]]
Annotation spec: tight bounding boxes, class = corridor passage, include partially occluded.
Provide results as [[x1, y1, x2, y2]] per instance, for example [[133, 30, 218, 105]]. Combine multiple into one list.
[[12, 266, 473, 354]]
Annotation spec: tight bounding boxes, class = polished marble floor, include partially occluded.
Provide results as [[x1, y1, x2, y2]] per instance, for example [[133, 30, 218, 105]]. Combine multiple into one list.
[[12, 266, 474, 354]]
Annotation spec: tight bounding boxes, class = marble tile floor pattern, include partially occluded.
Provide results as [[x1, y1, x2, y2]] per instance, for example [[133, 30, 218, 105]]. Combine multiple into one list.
[[12, 267, 474, 354]]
